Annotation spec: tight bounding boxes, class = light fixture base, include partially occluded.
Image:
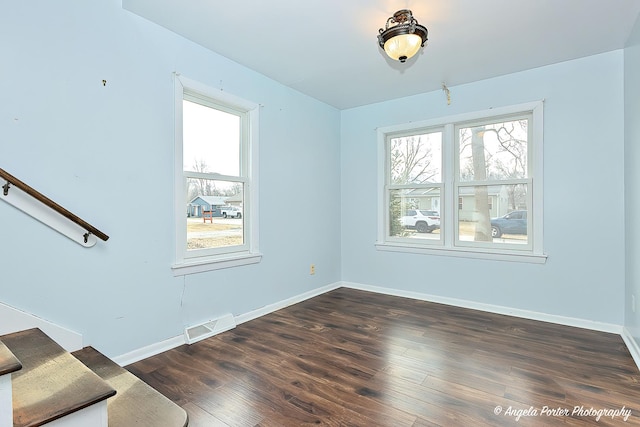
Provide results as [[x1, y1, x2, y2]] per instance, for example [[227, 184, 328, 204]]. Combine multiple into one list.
[[392, 9, 413, 24]]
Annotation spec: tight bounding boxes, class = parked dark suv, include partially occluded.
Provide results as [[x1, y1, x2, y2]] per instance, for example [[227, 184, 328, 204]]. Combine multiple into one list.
[[491, 210, 527, 238]]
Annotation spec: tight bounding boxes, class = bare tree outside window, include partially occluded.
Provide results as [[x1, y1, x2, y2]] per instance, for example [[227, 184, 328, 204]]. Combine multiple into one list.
[[390, 134, 441, 184], [387, 132, 443, 241], [187, 160, 216, 202], [471, 127, 491, 241], [458, 118, 529, 244]]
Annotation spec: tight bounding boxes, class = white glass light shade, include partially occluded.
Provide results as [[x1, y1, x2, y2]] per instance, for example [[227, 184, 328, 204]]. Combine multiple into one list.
[[383, 33, 423, 62]]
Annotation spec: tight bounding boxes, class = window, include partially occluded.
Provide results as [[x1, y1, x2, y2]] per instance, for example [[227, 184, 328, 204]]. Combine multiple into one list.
[[377, 102, 545, 263], [388, 130, 443, 242], [173, 75, 261, 275]]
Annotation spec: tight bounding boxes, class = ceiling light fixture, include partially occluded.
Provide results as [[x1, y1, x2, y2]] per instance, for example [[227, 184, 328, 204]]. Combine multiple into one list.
[[378, 9, 428, 63]]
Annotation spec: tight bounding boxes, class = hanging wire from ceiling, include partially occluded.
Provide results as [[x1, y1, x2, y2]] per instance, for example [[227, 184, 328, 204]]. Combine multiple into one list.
[[442, 82, 451, 105]]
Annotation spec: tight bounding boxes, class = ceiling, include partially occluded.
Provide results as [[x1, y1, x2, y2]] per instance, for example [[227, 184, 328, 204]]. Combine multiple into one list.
[[122, 0, 640, 110]]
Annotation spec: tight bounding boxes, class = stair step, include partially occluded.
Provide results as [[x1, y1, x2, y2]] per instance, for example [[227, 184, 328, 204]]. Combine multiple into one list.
[[1, 328, 116, 427], [0, 340, 22, 376], [72, 347, 188, 427]]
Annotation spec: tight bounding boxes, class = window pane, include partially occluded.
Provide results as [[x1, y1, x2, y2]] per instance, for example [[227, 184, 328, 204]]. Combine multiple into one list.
[[390, 132, 442, 184], [459, 119, 528, 181], [183, 100, 240, 176], [389, 188, 441, 240], [185, 178, 244, 250], [458, 184, 528, 245]]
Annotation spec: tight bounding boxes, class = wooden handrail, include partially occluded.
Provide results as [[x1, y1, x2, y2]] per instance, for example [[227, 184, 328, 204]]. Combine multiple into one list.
[[0, 168, 109, 241]]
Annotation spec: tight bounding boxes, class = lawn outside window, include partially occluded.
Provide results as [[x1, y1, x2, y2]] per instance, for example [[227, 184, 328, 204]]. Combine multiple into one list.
[[172, 74, 261, 275], [376, 102, 546, 263]]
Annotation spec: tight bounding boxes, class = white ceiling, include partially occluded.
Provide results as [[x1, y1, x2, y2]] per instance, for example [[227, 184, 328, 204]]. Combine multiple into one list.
[[122, 0, 640, 110]]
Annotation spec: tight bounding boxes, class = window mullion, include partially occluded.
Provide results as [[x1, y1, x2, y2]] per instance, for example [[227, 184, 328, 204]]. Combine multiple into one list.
[[456, 178, 529, 188], [388, 184, 441, 190], [184, 171, 246, 183], [443, 123, 455, 248]]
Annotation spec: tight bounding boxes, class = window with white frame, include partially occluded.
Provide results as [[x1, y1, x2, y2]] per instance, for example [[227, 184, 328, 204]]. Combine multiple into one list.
[[173, 75, 261, 275], [377, 102, 545, 263], [387, 129, 443, 242]]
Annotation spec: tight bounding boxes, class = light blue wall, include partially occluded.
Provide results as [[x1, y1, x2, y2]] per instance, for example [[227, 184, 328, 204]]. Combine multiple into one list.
[[0, 1, 341, 356], [0, 1, 632, 358], [625, 16, 640, 345], [341, 51, 626, 325]]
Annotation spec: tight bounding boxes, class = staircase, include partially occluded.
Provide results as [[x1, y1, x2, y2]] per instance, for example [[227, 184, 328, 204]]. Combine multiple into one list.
[[0, 328, 188, 427]]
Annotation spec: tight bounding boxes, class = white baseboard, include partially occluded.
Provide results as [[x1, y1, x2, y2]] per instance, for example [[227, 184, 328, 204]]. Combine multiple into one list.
[[113, 334, 185, 367], [113, 282, 342, 366], [235, 282, 342, 325], [622, 327, 640, 371], [112, 281, 638, 372], [0, 301, 83, 351], [340, 281, 623, 334]]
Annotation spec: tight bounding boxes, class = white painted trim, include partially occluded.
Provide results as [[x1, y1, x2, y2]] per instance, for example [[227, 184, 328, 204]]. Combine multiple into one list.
[[0, 301, 82, 352], [173, 73, 261, 273], [376, 100, 546, 261], [45, 399, 108, 427], [0, 181, 98, 248], [235, 283, 342, 325], [171, 253, 262, 276], [622, 327, 640, 372], [112, 282, 342, 366], [375, 242, 547, 264], [341, 281, 622, 334], [112, 334, 185, 367], [0, 375, 12, 427]]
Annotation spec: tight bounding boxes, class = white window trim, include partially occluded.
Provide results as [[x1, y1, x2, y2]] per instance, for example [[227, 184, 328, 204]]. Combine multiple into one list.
[[172, 73, 261, 275], [376, 101, 546, 263], [384, 127, 445, 247]]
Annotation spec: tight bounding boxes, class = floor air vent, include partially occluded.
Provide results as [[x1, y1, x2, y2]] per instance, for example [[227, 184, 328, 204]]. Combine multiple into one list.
[[184, 314, 236, 345]]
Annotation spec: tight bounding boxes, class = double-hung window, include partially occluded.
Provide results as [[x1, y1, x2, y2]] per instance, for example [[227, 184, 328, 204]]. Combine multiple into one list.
[[387, 129, 444, 242], [378, 102, 545, 263], [172, 75, 261, 275]]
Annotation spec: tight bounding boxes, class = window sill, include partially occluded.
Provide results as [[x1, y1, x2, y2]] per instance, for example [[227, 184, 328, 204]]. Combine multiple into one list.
[[172, 252, 262, 276], [375, 242, 547, 264]]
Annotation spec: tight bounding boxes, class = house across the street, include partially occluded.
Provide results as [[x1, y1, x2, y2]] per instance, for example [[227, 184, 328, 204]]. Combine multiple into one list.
[[187, 195, 227, 217]]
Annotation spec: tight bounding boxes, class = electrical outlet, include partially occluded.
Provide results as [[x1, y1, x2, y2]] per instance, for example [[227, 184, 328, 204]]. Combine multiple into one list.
[[310, 264, 316, 275]]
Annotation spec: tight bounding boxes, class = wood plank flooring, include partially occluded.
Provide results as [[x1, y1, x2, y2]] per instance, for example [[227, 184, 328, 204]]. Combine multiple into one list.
[[126, 288, 640, 426]]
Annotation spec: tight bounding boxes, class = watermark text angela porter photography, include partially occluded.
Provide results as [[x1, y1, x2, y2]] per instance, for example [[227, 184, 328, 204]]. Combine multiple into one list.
[[493, 404, 633, 422]]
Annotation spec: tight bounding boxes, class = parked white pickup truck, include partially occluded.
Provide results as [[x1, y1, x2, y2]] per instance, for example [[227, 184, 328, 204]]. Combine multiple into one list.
[[220, 206, 242, 219]]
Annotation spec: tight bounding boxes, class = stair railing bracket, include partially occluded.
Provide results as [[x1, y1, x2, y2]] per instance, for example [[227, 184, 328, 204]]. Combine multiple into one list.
[[0, 168, 109, 246]]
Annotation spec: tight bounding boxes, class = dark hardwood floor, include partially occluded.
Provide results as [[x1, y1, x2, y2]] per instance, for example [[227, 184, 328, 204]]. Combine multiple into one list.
[[126, 288, 640, 426]]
